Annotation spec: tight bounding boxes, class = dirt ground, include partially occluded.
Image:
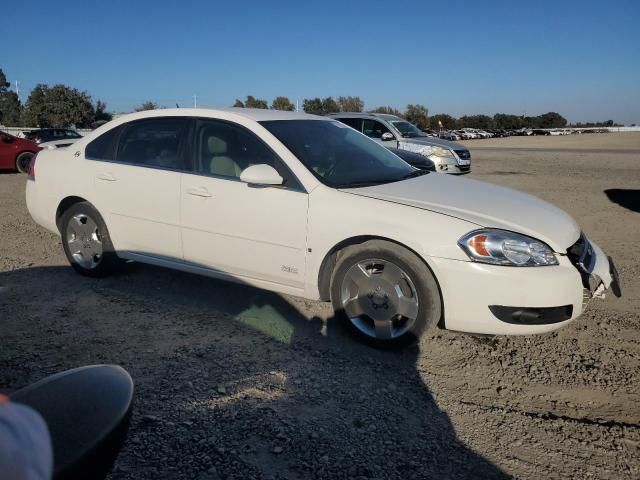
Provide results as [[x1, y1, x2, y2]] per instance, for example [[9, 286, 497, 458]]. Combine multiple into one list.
[[1, 133, 639, 479]]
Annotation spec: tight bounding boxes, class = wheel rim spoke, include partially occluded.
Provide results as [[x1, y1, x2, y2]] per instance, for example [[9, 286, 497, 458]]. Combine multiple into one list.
[[380, 260, 406, 286], [343, 296, 366, 318], [373, 319, 394, 340], [396, 290, 419, 320], [346, 263, 371, 288]]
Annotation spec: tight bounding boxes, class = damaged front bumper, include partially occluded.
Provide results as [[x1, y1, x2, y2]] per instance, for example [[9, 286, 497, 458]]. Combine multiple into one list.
[[568, 234, 622, 301]]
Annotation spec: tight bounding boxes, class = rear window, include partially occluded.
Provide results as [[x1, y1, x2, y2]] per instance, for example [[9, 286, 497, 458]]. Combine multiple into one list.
[[85, 125, 123, 161]]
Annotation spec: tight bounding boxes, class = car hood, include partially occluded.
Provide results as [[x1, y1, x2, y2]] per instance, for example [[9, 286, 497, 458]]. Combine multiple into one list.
[[342, 174, 580, 251], [399, 136, 467, 151]]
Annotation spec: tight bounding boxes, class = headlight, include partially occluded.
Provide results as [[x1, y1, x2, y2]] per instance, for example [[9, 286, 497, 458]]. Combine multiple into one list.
[[426, 146, 456, 161], [458, 229, 558, 266]]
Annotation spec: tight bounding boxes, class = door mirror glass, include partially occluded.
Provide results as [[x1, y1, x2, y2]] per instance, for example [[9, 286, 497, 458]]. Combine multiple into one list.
[[381, 132, 394, 141], [240, 164, 283, 186]]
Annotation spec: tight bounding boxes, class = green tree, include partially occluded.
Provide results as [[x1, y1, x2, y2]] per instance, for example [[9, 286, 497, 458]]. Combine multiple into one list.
[[232, 99, 244, 107], [22, 84, 95, 128], [493, 113, 524, 129], [321, 97, 339, 114], [430, 113, 457, 129], [458, 114, 494, 129], [0, 69, 22, 126], [337, 96, 364, 112], [537, 112, 567, 128], [303, 97, 324, 115], [244, 95, 268, 109], [271, 96, 295, 111], [369, 106, 403, 116], [94, 100, 112, 122], [135, 101, 159, 112], [404, 104, 429, 130]]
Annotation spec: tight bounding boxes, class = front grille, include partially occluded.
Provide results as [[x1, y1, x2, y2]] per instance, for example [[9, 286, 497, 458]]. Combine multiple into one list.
[[455, 150, 471, 160], [458, 165, 471, 172]]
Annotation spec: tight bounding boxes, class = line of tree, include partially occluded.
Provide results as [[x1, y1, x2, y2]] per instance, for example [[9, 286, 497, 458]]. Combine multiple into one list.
[[1, 67, 625, 130], [0, 68, 112, 128]]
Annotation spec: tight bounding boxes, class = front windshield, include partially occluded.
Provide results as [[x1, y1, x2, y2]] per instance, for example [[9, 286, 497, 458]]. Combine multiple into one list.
[[390, 120, 426, 138], [260, 120, 416, 188]]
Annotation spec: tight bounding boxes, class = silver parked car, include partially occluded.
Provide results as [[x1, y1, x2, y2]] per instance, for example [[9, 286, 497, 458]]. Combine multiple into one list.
[[329, 113, 471, 174]]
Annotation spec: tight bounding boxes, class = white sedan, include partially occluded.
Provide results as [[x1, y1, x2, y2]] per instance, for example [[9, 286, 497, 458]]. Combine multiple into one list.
[[25, 109, 621, 348]]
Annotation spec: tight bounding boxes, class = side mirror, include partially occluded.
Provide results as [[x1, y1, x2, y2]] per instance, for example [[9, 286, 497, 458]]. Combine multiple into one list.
[[381, 132, 394, 141], [240, 164, 283, 186], [2, 135, 14, 143], [10, 365, 134, 480]]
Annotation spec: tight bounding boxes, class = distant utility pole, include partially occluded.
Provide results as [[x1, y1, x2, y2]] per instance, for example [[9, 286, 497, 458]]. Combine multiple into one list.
[[193, 95, 198, 108], [15, 80, 20, 102], [296, 100, 299, 112]]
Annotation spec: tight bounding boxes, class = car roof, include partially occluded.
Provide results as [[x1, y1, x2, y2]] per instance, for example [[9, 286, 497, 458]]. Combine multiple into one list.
[[116, 108, 326, 123], [328, 112, 402, 121]]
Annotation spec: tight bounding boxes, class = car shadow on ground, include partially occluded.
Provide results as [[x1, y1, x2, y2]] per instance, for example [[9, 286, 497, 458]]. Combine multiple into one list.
[[605, 189, 640, 213], [0, 262, 509, 479]]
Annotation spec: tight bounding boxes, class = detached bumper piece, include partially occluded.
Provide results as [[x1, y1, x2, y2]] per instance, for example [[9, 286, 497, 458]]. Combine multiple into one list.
[[489, 305, 573, 325], [608, 256, 622, 298]]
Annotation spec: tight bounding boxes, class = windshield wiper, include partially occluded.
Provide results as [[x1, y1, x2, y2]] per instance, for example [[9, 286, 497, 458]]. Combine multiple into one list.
[[403, 169, 430, 179]]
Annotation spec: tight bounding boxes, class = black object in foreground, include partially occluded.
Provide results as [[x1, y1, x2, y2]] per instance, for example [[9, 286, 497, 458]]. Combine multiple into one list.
[[10, 365, 134, 480]]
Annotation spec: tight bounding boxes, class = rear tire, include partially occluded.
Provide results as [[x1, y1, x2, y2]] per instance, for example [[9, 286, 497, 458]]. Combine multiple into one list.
[[60, 202, 123, 277], [16, 151, 34, 173], [330, 240, 442, 349]]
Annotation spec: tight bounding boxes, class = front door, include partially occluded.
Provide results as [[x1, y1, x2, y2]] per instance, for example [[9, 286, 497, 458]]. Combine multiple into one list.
[[180, 118, 308, 290]]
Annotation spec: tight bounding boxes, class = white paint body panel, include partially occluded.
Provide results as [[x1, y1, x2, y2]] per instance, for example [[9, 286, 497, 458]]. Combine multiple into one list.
[[25, 108, 614, 336]]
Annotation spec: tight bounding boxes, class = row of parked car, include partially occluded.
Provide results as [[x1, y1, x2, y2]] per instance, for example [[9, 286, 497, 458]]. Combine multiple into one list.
[[0, 128, 85, 173], [428, 127, 610, 141]]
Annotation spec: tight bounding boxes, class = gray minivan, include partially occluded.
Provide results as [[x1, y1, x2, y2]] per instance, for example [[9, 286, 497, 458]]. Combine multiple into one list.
[[329, 112, 471, 174]]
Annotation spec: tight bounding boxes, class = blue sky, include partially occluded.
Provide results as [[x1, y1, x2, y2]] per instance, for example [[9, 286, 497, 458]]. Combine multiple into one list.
[[2, 0, 638, 123]]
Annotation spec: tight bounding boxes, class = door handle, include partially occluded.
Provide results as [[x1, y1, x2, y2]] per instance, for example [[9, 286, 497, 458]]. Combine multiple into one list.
[[186, 187, 212, 198], [96, 173, 117, 182]]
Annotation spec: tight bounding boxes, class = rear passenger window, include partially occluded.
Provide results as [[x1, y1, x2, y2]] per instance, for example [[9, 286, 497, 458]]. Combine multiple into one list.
[[86, 125, 123, 161], [336, 117, 363, 131], [115, 118, 188, 170]]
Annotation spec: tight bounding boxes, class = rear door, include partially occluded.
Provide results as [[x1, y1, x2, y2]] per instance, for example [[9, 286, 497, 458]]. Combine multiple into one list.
[[86, 117, 188, 260]]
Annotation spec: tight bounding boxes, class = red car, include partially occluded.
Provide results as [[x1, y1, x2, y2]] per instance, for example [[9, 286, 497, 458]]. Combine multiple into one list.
[[0, 131, 40, 173]]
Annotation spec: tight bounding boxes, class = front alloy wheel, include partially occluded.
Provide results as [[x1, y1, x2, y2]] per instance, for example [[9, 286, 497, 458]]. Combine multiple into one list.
[[331, 240, 442, 349], [340, 259, 419, 341]]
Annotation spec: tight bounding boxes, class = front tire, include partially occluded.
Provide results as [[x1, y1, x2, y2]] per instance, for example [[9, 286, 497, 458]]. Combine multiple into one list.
[[60, 202, 123, 277], [16, 151, 34, 173], [330, 240, 442, 349]]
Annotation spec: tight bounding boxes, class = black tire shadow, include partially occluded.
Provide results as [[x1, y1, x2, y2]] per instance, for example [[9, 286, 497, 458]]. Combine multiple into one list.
[[605, 189, 640, 213], [0, 262, 509, 479]]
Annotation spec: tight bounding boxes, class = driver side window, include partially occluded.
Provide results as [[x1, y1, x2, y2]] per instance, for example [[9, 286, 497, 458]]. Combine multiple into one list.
[[191, 119, 303, 190]]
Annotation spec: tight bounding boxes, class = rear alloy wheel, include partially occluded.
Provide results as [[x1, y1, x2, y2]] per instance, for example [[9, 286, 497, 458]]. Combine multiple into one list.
[[16, 152, 34, 173], [331, 240, 442, 349], [60, 202, 123, 277]]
